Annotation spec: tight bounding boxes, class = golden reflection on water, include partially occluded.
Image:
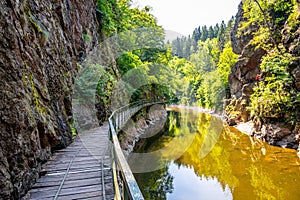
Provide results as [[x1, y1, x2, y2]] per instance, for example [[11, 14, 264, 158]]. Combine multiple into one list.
[[134, 107, 300, 200]]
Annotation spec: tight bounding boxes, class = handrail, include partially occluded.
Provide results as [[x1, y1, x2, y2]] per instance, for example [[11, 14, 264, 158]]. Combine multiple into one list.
[[108, 100, 164, 200]]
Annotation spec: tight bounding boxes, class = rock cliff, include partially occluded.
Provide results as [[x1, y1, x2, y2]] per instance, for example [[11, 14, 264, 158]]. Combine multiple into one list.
[[227, 2, 266, 124], [227, 2, 300, 150], [0, 0, 98, 198]]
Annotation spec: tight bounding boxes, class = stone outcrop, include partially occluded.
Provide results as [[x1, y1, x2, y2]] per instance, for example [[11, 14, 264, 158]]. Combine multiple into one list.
[[0, 0, 98, 198], [227, 2, 300, 151], [253, 19, 300, 150], [258, 123, 299, 149], [227, 2, 266, 125], [283, 13, 300, 91], [254, 20, 300, 150]]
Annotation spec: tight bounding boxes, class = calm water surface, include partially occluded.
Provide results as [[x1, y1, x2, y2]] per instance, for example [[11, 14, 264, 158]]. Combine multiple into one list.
[[132, 107, 300, 200]]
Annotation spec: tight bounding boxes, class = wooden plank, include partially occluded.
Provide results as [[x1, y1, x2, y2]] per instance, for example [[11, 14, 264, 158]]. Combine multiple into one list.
[[35, 176, 107, 188], [43, 165, 101, 174], [48, 156, 109, 164], [45, 160, 100, 168], [58, 185, 102, 196], [33, 177, 101, 189], [45, 159, 99, 166], [30, 185, 102, 199], [56, 191, 102, 200], [44, 163, 101, 171], [36, 171, 101, 183], [30, 185, 59, 194], [30, 196, 53, 200], [44, 168, 110, 176]]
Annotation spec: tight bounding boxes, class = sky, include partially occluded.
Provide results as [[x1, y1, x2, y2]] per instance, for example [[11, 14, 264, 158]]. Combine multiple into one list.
[[132, 0, 242, 36]]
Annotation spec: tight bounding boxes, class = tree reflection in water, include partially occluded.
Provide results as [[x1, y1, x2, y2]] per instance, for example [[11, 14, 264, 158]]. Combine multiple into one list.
[[135, 167, 174, 200], [133, 107, 300, 200]]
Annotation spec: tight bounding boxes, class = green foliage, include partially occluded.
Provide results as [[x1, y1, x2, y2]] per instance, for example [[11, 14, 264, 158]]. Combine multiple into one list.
[[188, 38, 231, 110], [171, 21, 234, 58], [166, 17, 237, 109], [190, 38, 219, 74], [94, 0, 237, 112], [96, 70, 117, 106], [164, 56, 194, 104], [94, 0, 167, 107], [196, 70, 225, 110], [287, 0, 300, 30], [217, 42, 238, 89], [74, 64, 105, 106], [96, 1, 238, 108], [121, 6, 160, 30], [240, 0, 295, 50], [71, 120, 77, 136], [271, 0, 294, 27], [96, 0, 163, 37], [117, 52, 143, 75], [248, 53, 298, 124], [96, 0, 120, 35], [83, 34, 92, 43]]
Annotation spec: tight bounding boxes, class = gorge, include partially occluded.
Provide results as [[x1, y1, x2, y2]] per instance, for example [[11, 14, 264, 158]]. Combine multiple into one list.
[[0, 0, 299, 199]]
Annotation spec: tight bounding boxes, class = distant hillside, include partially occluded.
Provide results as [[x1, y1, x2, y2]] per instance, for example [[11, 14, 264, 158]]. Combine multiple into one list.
[[164, 29, 185, 43]]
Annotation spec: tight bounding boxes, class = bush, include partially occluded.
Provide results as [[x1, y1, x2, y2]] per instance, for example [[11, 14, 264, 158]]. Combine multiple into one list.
[[248, 53, 298, 124]]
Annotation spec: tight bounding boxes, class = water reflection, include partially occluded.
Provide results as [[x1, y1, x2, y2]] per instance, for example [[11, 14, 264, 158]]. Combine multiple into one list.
[[134, 166, 174, 200], [133, 107, 300, 200], [166, 162, 232, 200]]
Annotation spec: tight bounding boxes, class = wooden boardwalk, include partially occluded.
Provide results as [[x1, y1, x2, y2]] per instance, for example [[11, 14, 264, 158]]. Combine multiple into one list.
[[26, 123, 114, 200]]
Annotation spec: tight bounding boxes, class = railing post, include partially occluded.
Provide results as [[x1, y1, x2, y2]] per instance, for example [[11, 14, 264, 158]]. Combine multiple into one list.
[[118, 112, 121, 131], [115, 114, 118, 132], [113, 116, 116, 131], [122, 111, 125, 127], [127, 110, 129, 121]]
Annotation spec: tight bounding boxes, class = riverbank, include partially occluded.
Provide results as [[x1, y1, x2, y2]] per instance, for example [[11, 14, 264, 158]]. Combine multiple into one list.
[[169, 105, 300, 156], [119, 104, 300, 158], [234, 121, 254, 136], [168, 105, 249, 133], [167, 105, 224, 120], [119, 104, 167, 156], [232, 121, 300, 158]]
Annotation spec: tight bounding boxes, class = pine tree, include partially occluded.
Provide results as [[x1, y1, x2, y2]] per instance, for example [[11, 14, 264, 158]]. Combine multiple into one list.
[[201, 25, 208, 41]]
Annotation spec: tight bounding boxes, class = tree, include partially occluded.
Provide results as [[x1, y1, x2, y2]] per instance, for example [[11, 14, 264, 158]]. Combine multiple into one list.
[[201, 25, 208, 41], [217, 42, 238, 97], [117, 52, 143, 75], [240, 0, 294, 51], [217, 21, 226, 50], [208, 26, 215, 39]]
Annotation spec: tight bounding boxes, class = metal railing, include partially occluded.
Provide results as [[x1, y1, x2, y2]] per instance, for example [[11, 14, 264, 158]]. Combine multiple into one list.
[[108, 100, 164, 200]]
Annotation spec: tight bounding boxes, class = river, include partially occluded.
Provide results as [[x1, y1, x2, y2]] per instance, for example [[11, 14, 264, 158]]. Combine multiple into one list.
[[130, 106, 300, 200]]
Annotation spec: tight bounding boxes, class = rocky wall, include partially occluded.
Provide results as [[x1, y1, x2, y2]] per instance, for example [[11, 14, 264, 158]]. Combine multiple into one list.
[[227, 2, 300, 151], [227, 2, 266, 125], [0, 0, 98, 198]]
